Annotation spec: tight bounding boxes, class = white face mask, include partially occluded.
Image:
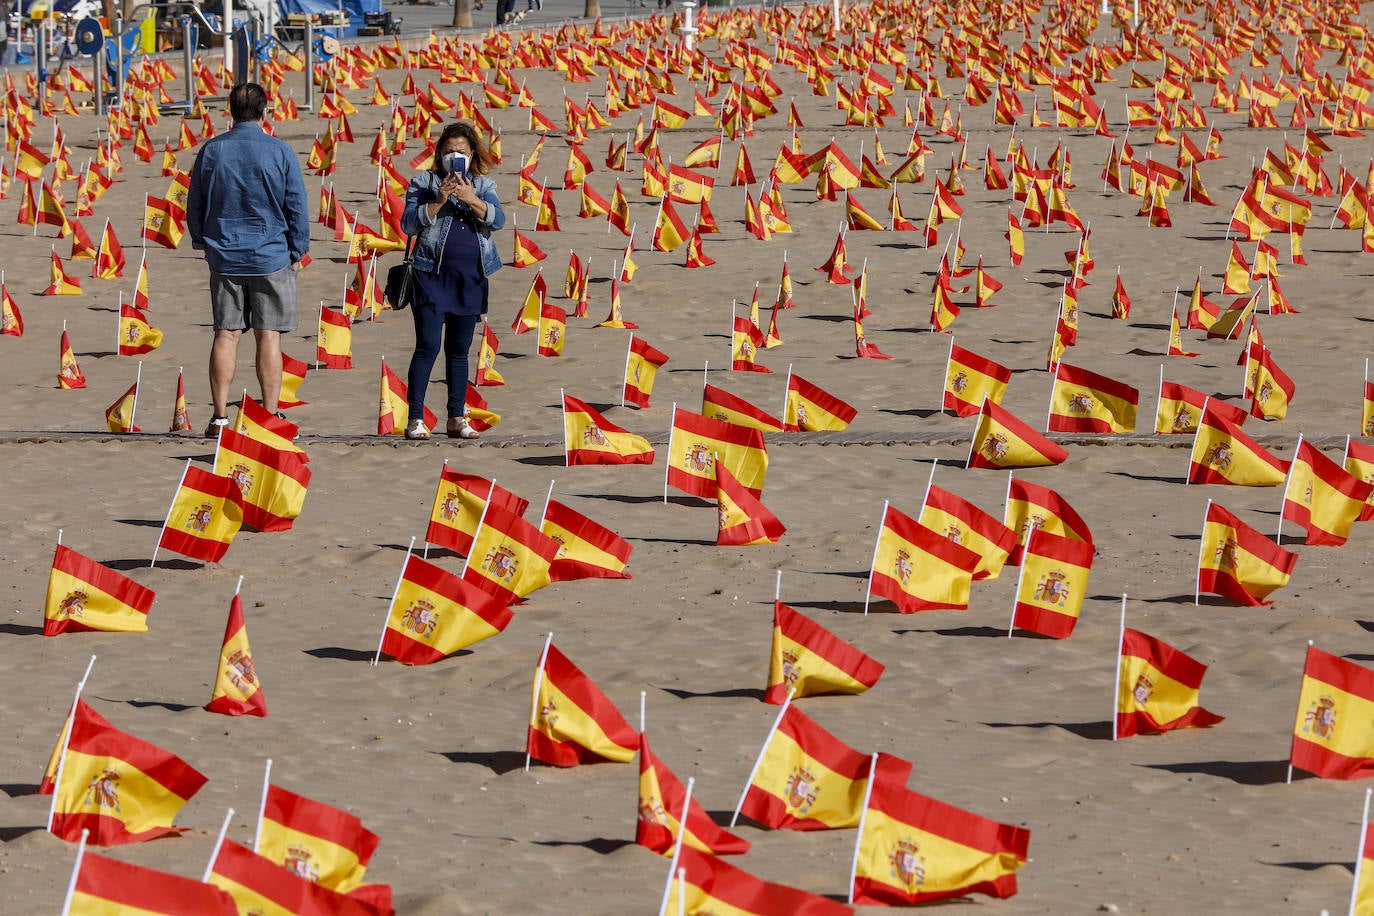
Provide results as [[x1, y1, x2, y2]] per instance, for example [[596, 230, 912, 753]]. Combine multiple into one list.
[[442, 152, 470, 178]]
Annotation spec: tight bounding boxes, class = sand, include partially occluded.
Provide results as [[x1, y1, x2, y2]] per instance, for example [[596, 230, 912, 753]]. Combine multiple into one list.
[[2, 4, 1373, 913]]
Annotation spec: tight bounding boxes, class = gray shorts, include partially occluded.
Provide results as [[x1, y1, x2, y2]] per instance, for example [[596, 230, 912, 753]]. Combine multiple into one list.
[[210, 265, 298, 332]]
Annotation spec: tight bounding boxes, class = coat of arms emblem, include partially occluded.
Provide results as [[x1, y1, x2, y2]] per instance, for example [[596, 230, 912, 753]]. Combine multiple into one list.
[[85, 767, 121, 812], [950, 370, 969, 394], [981, 432, 1010, 462], [482, 545, 519, 583], [1033, 569, 1071, 607], [683, 442, 713, 473], [439, 489, 463, 522], [227, 463, 253, 495], [186, 502, 213, 533], [889, 838, 925, 889], [784, 766, 819, 814], [224, 649, 259, 691], [1203, 442, 1233, 471], [1132, 673, 1154, 706], [284, 844, 320, 882], [1304, 695, 1337, 740], [892, 548, 914, 586], [58, 590, 87, 619], [583, 424, 609, 447], [1068, 392, 1095, 415], [401, 599, 439, 639]]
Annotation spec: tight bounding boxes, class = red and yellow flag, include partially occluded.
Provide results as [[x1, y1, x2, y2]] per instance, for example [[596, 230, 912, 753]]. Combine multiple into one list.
[[852, 772, 1029, 905], [1188, 408, 1288, 486], [541, 499, 633, 581], [1197, 501, 1297, 606], [623, 335, 669, 408], [537, 302, 567, 357], [765, 601, 883, 704], [1282, 439, 1373, 546], [944, 343, 1011, 418], [1291, 644, 1374, 780], [920, 485, 1016, 581], [425, 466, 529, 556], [739, 703, 912, 830], [717, 461, 786, 546], [257, 784, 380, 892], [1011, 529, 1094, 639], [44, 249, 82, 296], [967, 399, 1069, 469], [208, 838, 382, 916], [212, 428, 311, 533], [50, 701, 207, 845], [1249, 347, 1296, 420], [205, 592, 267, 717], [1048, 363, 1138, 433], [870, 504, 981, 613], [1004, 476, 1092, 565], [664, 845, 853, 915], [1, 284, 23, 337], [511, 271, 546, 333], [475, 323, 504, 386], [279, 352, 310, 408], [1346, 439, 1374, 522], [93, 219, 126, 279], [1116, 628, 1224, 737], [233, 393, 302, 455], [563, 393, 654, 465], [637, 733, 750, 857], [68, 849, 236, 913], [732, 315, 770, 373], [45, 544, 155, 636], [169, 369, 192, 431], [668, 408, 768, 500], [380, 554, 514, 665], [464, 502, 559, 605], [378, 358, 437, 436], [784, 374, 856, 431], [316, 307, 353, 369], [652, 196, 690, 252], [702, 382, 783, 432], [156, 465, 244, 563], [528, 642, 640, 767], [104, 381, 140, 433]]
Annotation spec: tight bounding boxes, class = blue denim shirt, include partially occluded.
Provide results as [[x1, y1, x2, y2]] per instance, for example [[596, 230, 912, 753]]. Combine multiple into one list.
[[401, 171, 505, 278], [187, 122, 311, 276]]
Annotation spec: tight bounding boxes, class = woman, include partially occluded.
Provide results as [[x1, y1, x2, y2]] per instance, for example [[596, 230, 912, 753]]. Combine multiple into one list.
[[400, 122, 505, 440]]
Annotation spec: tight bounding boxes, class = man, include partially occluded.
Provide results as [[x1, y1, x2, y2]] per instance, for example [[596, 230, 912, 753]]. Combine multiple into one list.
[[188, 82, 310, 438]]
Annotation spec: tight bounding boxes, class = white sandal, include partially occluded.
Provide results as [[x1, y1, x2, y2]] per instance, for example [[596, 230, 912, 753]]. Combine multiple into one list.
[[405, 419, 431, 440], [447, 417, 480, 440]]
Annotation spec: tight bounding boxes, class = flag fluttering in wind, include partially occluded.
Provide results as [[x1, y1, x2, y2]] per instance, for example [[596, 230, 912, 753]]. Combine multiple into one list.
[[45, 544, 155, 635], [1187, 408, 1288, 486], [667, 408, 768, 500], [1197, 500, 1297, 606], [716, 460, 785, 546], [528, 641, 640, 767], [212, 428, 311, 533], [425, 465, 529, 557], [1290, 644, 1374, 780], [205, 591, 267, 717], [1010, 529, 1094, 639], [207, 838, 384, 916], [541, 499, 633, 581], [379, 554, 513, 665], [636, 733, 750, 857], [1281, 438, 1373, 546], [1003, 476, 1093, 565], [1116, 628, 1224, 737], [869, 502, 980, 613], [562, 394, 655, 465], [663, 845, 854, 916], [67, 847, 237, 913], [623, 336, 669, 408], [783, 373, 856, 431], [968, 399, 1068, 469], [156, 464, 244, 563], [920, 485, 1016, 581], [1047, 363, 1138, 433], [943, 343, 1011, 417], [256, 782, 381, 893], [464, 503, 559, 606], [766, 601, 884, 704]]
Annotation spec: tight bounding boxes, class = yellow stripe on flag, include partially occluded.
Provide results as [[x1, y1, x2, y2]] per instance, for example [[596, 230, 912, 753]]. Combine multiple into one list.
[[769, 631, 869, 699], [66, 894, 170, 916], [45, 568, 148, 633], [542, 520, 626, 573], [256, 821, 368, 893], [1117, 656, 1203, 721], [205, 875, 296, 916], [54, 749, 194, 832], [532, 677, 636, 763], [919, 506, 1008, 581], [1294, 675, 1374, 763], [749, 729, 866, 829], [856, 807, 1022, 898]]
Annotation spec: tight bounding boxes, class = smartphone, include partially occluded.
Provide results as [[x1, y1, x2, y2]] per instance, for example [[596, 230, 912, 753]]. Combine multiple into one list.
[[444, 152, 470, 179]]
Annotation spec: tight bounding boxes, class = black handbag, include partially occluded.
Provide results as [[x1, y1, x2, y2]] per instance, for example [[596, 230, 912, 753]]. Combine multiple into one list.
[[384, 235, 418, 311]]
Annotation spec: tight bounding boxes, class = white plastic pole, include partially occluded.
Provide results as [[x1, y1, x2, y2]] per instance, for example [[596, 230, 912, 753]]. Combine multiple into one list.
[[149, 459, 192, 568], [1287, 641, 1315, 784], [863, 501, 889, 616], [731, 692, 792, 827], [373, 537, 416, 666], [1009, 526, 1034, 637], [656, 777, 696, 916], [846, 753, 880, 904], [525, 633, 554, 773], [58, 830, 89, 916], [1112, 595, 1127, 741], [1348, 788, 1372, 916], [252, 758, 272, 852], [1195, 499, 1212, 605], [202, 807, 235, 881]]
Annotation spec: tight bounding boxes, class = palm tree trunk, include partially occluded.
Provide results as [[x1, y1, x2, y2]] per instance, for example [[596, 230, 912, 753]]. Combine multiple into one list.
[[583, 0, 601, 17], [452, 0, 473, 29]]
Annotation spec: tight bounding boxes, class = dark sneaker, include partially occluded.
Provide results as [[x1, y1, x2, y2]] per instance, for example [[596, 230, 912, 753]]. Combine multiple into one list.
[[204, 416, 229, 439]]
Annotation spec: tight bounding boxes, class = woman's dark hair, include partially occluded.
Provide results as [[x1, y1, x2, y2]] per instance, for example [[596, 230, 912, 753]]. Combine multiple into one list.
[[431, 122, 491, 176], [229, 83, 268, 123]]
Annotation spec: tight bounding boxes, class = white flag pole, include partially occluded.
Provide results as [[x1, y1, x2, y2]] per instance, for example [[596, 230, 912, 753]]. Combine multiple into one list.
[[1009, 526, 1035, 637], [253, 758, 272, 852], [621, 335, 634, 409], [58, 829, 89, 916], [656, 777, 696, 916], [940, 335, 955, 414], [1195, 499, 1212, 606], [847, 753, 880, 904], [1155, 364, 1165, 434], [525, 633, 554, 773], [921, 459, 938, 510], [150, 458, 192, 568], [774, 568, 782, 603], [663, 404, 678, 504], [540, 480, 556, 527], [424, 458, 448, 561], [863, 501, 889, 616], [1112, 594, 1127, 741], [560, 388, 570, 468], [731, 691, 792, 827], [780, 363, 793, 424], [1288, 641, 1315, 784], [1185, 398, 1210, 487], [373, 537, 416, 666], [1348, 787, 1372, 916], [1278, 433, 1304, 544], [129, 361, 143, 431], [639, 690, 646, 736], [201, 807, 235, 881]]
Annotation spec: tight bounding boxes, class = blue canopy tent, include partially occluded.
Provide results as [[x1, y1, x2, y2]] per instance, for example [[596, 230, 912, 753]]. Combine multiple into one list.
[[274, 0, 382, 37]]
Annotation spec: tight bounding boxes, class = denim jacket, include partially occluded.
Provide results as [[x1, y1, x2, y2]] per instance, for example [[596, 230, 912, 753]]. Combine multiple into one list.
[[401, 171, 505, 278]]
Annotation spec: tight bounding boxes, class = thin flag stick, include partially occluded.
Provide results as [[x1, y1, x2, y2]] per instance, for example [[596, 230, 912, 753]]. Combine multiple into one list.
[[58, 830, 89, 916], [525, 633, 554, 773], [847, 753, 880, 905], [921, 459, 938, 510], [1195, 500, 1211, 605], [1155, 364, 1165, 435], [424, 458, 448, 560], [202, 807, 235, 881], [639, 690, 647, 736], [940, 335, 955, 414], [540, 480, 556, 527], [129, 361, 142, 431], [373, 536, 415, 666], [655, 777, 696, 916], [150, 458, 192, 568], [1009, 526, 1034, 637], [663, 404, 678, 504], [621, 335, 634, 409], [731, 692, 792, 827], [729, 299, 736, 367], [780, 363, 793, 424], [253, 758, 272, 852], [1287, 640, 1314, 784], [1185, 398, 1209, 487], [1112, 594, 1127, 741], [560, 388, 569, 468], [774, 568, 782, 603], [863, 501, 889, 616], [1348, 787, 1372, 916], [1278, 433, 1304, 544]]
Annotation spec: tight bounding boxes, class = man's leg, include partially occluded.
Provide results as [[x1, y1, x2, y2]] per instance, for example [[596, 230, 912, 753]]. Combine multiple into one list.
[[209, 329, 242, 417], [254, 329, 283, 413]]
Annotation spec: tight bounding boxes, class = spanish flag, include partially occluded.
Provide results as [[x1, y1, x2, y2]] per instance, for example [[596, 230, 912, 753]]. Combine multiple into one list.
[[765, 601, 883, 704], [665, 163, 713, 206], [623, 335, 669, 408], [205, 592, 267, 717], [1, 284, 22, 337], [208, 838, 382, 916], [425, 465, 529, 556], [50, 701, 207, 845], [537, 302, 567, 357], [717, 461, 786, 546], [45, 544, 155, 636], [378, 358, 437, 435], [651, 196, 690, 252], [598, 277, 637, 328], [512, 270, 546, 333], [279, 352, 310, 407], [663, 845, 852, 915], [1004, 476, 1092, 565], [967, 398, 1069, 469], [870, 503, 981, 613], [541, 499, 633, 581], [58, 329, 85, 388], [1155, 379, 1210, 434], [44, 249, 83, 295], [1197, 500, 1297, 606], [511, 226, 547, 267], [233, 393, 302, 455], [141, 195, 184, 249], [944, 343, 1011, 418], [93, 219, 126, 279], [667, 408, 768, 500], [702, 382, 783, 432], [67, 848, 237, 913], [1347, 439, 1374, 522], [1116, 628, 1224, 737], [464, 503, 559, 605], [380, 554, 513, 665], [1048, 363, 1138, 433], [563, 393, 654, 465], [1249, 347, 1296, 421], [1290, 644, 1374, 780], [1188, 408, 1287, 486], [739, 703, 912, 830], [784, 373, 856, 431], [852, 772, 1030, 905], [637, 733, 750, 857], [732, 315, 770, 373], [475, 323, 504, 386], [1011, 529, 1094, 639], [528, 642, 640, 767], [213, 428, 312, 533], [920, 485, 1016, 581], [316, 306, 353, 369], [1282, 439, 1372, 546], [256, 783, 380, 893], [104, 380, 141, 433], [156, 464, 244, 563], [1362, 378, 1374, 440]]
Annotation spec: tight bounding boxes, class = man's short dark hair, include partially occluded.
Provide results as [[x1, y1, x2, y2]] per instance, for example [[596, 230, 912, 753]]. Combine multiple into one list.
[[229, 83, 268, 123]]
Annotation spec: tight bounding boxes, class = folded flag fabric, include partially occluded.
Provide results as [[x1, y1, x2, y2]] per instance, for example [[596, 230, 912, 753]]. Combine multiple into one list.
[[1188, 407, 1288, 486], [379, 554, 514, 665], [316, 307, 353, 368], [869, 503, 981, 613], [541, 499, 633, 581], [636, 733, 750, 857], [1011, 529, 1094, 639], [117, 303, 162, 355], [425, 466, 530, 557], [213, 428, 311, 532], [50, 700, 207, 845], [765, 601, 883, 704], [944, 343, 1011, 417], [1290, 644, 1374, 780], [234, 394, 304, 456], [1281, 438, 1372, 546], [256, 783, 381, 893], [464, 502, 560, 605], [1197, 501, 1297, 606], [919, 484, 1016, 581], [968, 398, 1068, 469], [716, 460, 786, 546], [664, 845, 854, 916], [45, 544, 155, 635], [207, 838, 387, 916], [702, 382, 783, 432], [1047, 363, 1138, 433], [67, 848, 237, 914], [156, 465, 245, 563], [1116, 628, 1224, 737], [668, 408, 768, 500], [1345, 438, 1374, 522], [104, 381, 140, 433], [205, 592, 267, 716], [1003, 476, 1093, 565], [563, 393, 655, 465], [623, 336, 669, 408], [528, 642, 640, 767], [783, 373, 857, 431]]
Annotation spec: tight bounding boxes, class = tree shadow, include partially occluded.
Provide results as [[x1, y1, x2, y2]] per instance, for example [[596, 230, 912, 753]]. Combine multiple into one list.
[[0, 623, 44, 636], [1137, 759, 1293, 786], [434, 749, 531, 775], [531, 837, 635, 854], [303, 646, 378, 662], [114, 518, 164, 528], [982, 720, 1114, 740], [514, 455, 566, 466], [657, 686, 764, 700], [107, 557, 200, 571]]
